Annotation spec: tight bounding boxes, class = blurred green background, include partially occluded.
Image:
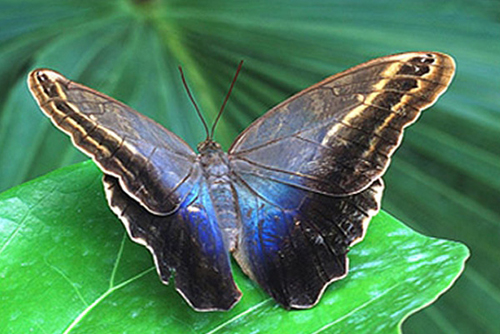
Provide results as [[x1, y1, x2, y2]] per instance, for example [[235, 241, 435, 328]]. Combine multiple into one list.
[[0, 0, 498, 333]]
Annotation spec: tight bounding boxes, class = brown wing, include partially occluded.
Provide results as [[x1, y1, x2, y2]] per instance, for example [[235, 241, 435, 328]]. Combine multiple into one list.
[[28, 69, 199, 215], [229, 52, 455, 200]]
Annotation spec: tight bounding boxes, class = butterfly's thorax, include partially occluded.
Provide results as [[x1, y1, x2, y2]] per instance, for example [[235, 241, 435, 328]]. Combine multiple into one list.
[[197, 140, 239, 251]]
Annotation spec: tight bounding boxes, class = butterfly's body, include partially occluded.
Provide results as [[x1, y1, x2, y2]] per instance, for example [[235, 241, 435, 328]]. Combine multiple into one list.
[[197, 141, 239, 251], [28, 52, 455, 311]]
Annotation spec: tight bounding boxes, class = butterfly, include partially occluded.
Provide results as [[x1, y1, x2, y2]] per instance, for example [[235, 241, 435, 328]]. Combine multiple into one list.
[[28, 52, 455, 311]]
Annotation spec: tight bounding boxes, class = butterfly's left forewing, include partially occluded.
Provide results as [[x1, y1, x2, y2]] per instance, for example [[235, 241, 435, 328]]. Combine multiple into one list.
[[229, 52, 455, 308]]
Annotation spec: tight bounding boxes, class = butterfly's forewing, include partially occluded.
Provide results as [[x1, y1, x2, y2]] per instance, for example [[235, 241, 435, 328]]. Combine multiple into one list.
[[229, 52, 455, 308], [28, 70, 198, 215], [229, 52, 455, 199], [103, 175, 241, 311]]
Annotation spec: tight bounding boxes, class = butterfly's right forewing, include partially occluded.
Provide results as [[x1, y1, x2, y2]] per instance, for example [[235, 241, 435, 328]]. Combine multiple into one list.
[[28, 69, 198, 215]]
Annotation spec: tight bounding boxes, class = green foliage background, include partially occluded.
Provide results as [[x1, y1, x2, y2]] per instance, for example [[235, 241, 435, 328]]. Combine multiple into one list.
[[0, 161, 468, 333], [0, 0, 498, 333]]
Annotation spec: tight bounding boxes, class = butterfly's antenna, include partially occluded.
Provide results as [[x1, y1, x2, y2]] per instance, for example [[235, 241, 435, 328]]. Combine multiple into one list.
[[179, 66, 210, 140], [210, 60, 244, 139]]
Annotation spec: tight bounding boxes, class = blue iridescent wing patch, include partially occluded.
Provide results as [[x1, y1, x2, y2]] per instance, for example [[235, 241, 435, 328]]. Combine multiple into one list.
[[28, 52, 455, 311], [232, 178, 383, 308]]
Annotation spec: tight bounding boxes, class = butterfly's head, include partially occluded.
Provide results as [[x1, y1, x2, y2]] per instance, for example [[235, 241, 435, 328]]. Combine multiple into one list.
[[197, 139, 229, 175], [197, 139, 221, 154]]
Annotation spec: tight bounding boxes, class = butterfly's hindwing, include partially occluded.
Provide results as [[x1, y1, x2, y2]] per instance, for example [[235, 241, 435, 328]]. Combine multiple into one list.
[[232, 177, 383, 308], [28, 70, 197, 215], [103, 174, 241, 311]]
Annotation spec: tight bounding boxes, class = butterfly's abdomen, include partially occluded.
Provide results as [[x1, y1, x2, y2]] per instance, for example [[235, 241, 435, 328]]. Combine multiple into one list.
[[199, 147, 239, 251]]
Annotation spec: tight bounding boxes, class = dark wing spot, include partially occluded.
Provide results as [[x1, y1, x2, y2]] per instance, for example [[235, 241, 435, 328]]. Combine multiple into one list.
[[42, 82, 60, 98], [408, 55, 436, 64], [36, 72, 49, 82], [373, 91, 404, 110], [385, 78, 418, 92], [397, 63, 430, 76], [55, 101, 71, 112]]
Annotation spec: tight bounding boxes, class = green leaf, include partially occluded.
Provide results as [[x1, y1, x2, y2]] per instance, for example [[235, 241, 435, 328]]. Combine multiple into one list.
[[1, 1, 498, 333], [0, 161, 467, 333]]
